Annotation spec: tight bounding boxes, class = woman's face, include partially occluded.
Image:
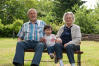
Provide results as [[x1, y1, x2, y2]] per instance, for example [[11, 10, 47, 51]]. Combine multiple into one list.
[[64, 14, 73, 25]]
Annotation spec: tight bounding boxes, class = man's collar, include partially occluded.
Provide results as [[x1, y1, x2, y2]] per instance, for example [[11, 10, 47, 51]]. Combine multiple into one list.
[[29, 20, 38, 24]]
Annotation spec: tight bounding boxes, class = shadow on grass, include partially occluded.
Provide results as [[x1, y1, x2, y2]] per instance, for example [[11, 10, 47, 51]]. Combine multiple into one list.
[[0, 63, 30, 66], [0, 63, 13, 66]]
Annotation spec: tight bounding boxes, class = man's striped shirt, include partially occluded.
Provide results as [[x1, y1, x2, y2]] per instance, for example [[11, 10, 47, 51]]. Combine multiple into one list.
[[17, 20, 46, 41]]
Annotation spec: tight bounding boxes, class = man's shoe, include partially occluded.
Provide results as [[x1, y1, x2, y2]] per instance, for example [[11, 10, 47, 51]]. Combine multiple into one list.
[[31, 64, 38, 66], [13, 62, 23, 66], [50, 54, 54, 59]]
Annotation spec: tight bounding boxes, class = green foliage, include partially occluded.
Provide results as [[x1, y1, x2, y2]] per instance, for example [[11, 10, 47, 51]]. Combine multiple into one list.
[[3, 24, 13, 37], [51, 22, 64, 34], [0, 19, 4, 37], [0, 19, 4, 31], [51, 0, 84, 22], [39, 12, 56, 24], [0, 19, 23, 37], [13, 19, 23, 33], [0, 0, 24, 24], [94, 5, 99, 34], [0, 0, 99, 37], [74, 6, 97, 34]]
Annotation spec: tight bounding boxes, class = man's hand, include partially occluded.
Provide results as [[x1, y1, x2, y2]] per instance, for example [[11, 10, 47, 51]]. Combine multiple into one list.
[[64, 44, 67, 48], [56, 38, 62, 43], [40, 37, 46, 43], [17, 37, 22, 42]]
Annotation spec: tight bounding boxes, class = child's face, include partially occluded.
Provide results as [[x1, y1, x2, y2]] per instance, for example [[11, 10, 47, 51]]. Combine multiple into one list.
[[44, 28, 52, 36]]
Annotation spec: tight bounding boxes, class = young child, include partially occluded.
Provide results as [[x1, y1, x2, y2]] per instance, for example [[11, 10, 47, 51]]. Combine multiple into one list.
[[44, 25, 56, 59], [44, 25, 64, 66]]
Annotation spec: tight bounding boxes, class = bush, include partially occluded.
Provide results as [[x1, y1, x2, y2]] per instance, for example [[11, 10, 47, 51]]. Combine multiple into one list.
[[3, 24, 13, 37], [0, 19, 3, 31], [50, 22, 64, 34], [39, 12, 56, 24], [0, 19, 23, 37], [0, 19, 4, 37], [75, 7, 97, 34], [13, 19, 23, 33]]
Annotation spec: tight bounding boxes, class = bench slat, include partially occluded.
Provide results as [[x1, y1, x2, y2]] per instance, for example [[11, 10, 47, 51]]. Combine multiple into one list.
[[24, 49, 83, 54]]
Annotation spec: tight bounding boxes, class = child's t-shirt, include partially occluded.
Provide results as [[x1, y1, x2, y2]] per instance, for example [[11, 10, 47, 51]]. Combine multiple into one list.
[[44, 34, 56, 47]]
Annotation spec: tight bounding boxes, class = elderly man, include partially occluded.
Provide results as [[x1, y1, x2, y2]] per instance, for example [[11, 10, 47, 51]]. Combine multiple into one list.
[[13, 8, 46, 66]]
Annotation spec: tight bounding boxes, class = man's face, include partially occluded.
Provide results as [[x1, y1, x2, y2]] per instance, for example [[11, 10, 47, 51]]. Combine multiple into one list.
[[28, 10, 37, 22], [44, 28, 52, 36]]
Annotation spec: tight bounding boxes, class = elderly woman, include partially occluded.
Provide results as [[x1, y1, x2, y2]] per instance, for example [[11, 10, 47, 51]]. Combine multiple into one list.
[[55, 12, 81, 66]]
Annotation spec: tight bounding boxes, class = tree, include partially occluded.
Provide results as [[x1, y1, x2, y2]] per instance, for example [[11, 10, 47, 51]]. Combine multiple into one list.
[[74, 6, 97, 34], [94, 2, 99, 34], [51, 0, 85, 22], [0, 0, 25, 24]]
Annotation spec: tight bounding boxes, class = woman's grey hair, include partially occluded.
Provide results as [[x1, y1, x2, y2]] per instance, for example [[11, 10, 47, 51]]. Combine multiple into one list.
[[63, 12, 75, 23], [27, 8, 37, 16]]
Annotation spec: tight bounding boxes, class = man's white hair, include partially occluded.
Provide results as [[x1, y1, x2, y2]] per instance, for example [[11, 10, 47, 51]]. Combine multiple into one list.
[[63, 12, 75, 23], [27, 8, 37, 16]]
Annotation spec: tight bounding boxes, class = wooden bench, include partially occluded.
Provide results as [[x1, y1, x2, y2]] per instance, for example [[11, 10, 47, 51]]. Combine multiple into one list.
[[24, 49, 83, 66]]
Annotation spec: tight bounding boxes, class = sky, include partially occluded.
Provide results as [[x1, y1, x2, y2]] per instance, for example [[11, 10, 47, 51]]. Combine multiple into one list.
[[82, 0, 98, 9]]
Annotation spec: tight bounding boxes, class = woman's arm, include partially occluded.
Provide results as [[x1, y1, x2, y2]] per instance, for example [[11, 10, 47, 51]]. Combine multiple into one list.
[[67, 25, 81, 45]]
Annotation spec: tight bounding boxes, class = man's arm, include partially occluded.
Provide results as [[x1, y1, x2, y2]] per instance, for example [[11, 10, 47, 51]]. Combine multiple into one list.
[[17, 24, 24, 40]]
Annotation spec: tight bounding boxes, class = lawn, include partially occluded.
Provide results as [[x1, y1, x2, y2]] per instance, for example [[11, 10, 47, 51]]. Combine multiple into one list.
[[0, 38, 99, 66]]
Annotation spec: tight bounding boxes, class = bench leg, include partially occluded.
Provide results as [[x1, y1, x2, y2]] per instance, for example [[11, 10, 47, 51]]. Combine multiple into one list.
[[77, 54, 81, 66]]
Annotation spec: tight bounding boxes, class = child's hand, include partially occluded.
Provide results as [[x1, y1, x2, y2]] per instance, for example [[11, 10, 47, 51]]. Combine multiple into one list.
[[40, 37, 46, 43], [56, 38, 62, 43]]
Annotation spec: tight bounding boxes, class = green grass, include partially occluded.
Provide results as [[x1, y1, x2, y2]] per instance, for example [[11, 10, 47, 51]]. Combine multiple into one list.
[[0, 38, 99, 66]]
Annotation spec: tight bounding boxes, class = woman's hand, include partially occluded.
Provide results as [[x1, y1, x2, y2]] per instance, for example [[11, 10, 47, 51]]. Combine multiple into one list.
[[64, 44, 67, 48], [56, 38, 62, 43]]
